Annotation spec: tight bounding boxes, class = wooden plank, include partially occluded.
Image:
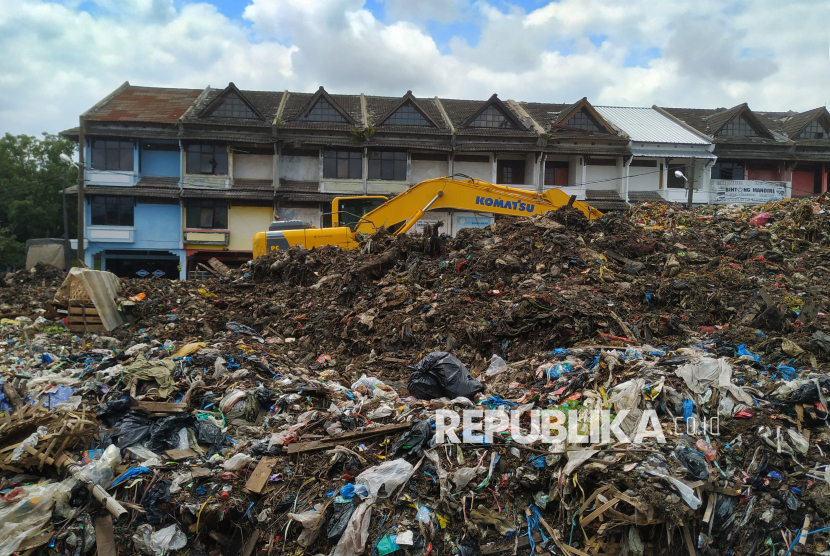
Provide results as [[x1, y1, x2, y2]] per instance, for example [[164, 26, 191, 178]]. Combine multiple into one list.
[[245, 456, 277, 494], [208, 257, 231, 276], [241, 530, 261, 556], [94, 514, 117, 556], [286, 423, 411, 454], [68, 306, 100, 315], [68, 324, 106, 332], [197, 263, 222, 279], [164, 448, 198, 460], [139, 402, 187, 413], [580, 497, 620, 525]]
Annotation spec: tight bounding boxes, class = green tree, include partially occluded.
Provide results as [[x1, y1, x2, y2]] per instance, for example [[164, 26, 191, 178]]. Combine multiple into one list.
[[0, 133, 77, 268]]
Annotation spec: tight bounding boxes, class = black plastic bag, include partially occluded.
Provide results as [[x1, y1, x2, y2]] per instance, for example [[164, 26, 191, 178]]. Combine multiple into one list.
[[143, 479, 171, 524], [327, 502, 356, 539], [96, 397, 136, 427], [194, 419, 226, 457], [274, 493, 296, 513], [146, 414, 197, 453], [112, 411, 152, 449], [452, 538, 481, 556], [391, 420, 433, 458], [253, 386, 276, 408], [407, 352, 484, 401], [226, 321, 264, 341], [677, 451, 709, 481]]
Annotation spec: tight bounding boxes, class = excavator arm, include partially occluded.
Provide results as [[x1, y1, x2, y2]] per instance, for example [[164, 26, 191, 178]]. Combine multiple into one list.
[[253, 177, 602, 256], [353, 176, 601, 236]]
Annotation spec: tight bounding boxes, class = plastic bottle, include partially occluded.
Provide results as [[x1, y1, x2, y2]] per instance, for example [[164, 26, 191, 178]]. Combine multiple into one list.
[[695, 439, 717, 462]]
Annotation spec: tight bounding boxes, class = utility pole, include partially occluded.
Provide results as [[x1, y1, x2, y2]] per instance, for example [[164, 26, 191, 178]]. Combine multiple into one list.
[[61, 177, 70, 271], [686, 159, 696, 209], [77, 117, 85, 267]]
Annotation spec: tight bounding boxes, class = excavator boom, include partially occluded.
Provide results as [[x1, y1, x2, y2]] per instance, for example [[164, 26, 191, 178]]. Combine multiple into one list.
[[253, 177, 602, 257]]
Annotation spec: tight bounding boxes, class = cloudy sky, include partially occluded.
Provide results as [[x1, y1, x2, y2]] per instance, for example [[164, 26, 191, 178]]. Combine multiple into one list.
[[1, 0, 828, 137]]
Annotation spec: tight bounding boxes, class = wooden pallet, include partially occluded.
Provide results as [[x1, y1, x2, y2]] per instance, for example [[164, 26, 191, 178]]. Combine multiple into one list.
[[67, 303, 105, 332]]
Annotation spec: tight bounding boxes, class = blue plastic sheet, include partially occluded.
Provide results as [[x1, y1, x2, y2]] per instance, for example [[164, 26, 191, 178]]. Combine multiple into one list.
[[340, 483, 355, 499], [682, 399, 695, 423], [776, 365, 797, 381], [110, 466, 151, 487], [737, 344, 760, 362]]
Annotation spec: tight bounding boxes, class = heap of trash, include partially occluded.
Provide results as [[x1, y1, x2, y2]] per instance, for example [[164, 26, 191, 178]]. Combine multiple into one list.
[[2, 195, 830, 555]]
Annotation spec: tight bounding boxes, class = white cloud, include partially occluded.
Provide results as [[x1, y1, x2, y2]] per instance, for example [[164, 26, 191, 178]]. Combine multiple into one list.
[[0, 0, 829, 136]]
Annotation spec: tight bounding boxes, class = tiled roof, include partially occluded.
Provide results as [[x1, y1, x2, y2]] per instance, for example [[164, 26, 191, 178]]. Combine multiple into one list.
[[520, 102, 623, 140], [585, 189, 629, 211], [713, 147, 796, 161], [365, 94, 447, 132], [86, 86, 201, 124], [437, 97, 532, 137], [543, 144, 629, 156], [279, 180, 319, 192], [233, 179, 273, 190], [180, 188, 273, 200], [660, 106, 781, 145], [279, 90, 362, 131], [628, 191, 665, 202], [184, 88, 283, 127], [60, 126, 180, 141]]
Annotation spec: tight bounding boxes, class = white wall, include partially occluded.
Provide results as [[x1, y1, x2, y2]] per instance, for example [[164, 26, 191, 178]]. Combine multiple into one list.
[[281, 154, 320, 182], [585, 163, 619, 190], [278, 206, 320, 227], [454, 157, 492, 181], [525, 153, 537, 186], [411, 159, 448, 184], [628, 161, 662, 191], [234, 154, 273, 180]]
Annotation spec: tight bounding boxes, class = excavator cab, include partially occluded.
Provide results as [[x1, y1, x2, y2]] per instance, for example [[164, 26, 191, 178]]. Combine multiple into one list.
[[331, 196, 388, 230]]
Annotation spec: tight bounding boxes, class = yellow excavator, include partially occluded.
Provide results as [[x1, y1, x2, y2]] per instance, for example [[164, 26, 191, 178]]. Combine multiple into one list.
[[253, 176, 602, 257]]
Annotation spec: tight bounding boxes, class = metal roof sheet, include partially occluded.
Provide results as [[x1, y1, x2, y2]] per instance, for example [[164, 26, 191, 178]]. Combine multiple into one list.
[[594, 106, 710, 145], [633, 148, 717, 160]]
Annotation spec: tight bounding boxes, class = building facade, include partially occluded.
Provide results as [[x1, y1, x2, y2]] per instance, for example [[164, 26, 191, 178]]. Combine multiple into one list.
[[62, 82, 830, 279]]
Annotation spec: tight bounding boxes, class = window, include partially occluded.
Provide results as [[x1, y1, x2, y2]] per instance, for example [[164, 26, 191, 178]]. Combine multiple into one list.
[[186, 199, 228, 229], [544, 161, 569, 186], [667, 166, 688, 188], [323, 149, 362, 179], [496, 160, 525, 184], [91, 140, 134, 171], [368, 150, 407, 181], [800, 120, 829, 139], [141, 142, 179, 151], [385, 102, 430, 126], [186, 144, 228, 175], [302, 99, 345, 122], [564, 109, 599, 132], [469, 106, 516, 129], [711, 162, 745, 180], [211, 93, 257, 119], [717, 116, 758, 137], [90, 196, 134, 226]]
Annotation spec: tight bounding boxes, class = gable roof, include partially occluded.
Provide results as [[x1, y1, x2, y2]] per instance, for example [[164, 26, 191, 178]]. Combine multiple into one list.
[[778, 107, 830, 139], [85, 84, 202, 124], [295, 87, 357, 126], [703, 103, 774, 139], [198, 82, 265, 120], [374, 91, 441, 128], [459, 94, 527, 130], [552, 98, 616, 134]]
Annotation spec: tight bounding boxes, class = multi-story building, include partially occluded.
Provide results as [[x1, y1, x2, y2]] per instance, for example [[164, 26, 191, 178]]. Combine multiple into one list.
[[61, 82, 827, 279]]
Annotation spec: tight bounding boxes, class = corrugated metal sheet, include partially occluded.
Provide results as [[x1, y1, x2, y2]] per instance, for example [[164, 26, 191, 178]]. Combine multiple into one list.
[[595, 106, 711, 145], [634, 148, 716, 160]]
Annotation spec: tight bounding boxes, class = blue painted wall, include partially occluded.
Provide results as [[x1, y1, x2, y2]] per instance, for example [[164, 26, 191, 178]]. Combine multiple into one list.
[[140, 142, 180, 177], [84, 199, 186, 279]]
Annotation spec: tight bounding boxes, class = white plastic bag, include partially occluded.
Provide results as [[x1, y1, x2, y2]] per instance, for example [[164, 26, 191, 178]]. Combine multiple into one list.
[[132, 524, 187, 556], [351, 375, 385, 390], [169, 472, 192, 494], [485, 355, 508, 376], [0, 482, 62, 556], [11, 426, 48, 461], [223, 453, 252, 471], [332, 499, 373, 556], [675, 357, 733, 394], [452, 467, 477, 489], [608, 379, 644, 412], [354, 459, 414, 499]]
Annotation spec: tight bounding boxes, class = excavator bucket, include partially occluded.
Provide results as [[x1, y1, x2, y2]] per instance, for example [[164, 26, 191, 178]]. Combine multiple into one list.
[[541, 188, 604, 219]]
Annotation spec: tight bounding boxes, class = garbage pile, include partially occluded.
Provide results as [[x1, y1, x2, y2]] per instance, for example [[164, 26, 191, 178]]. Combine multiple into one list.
[[1, 196, 830, 555]]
